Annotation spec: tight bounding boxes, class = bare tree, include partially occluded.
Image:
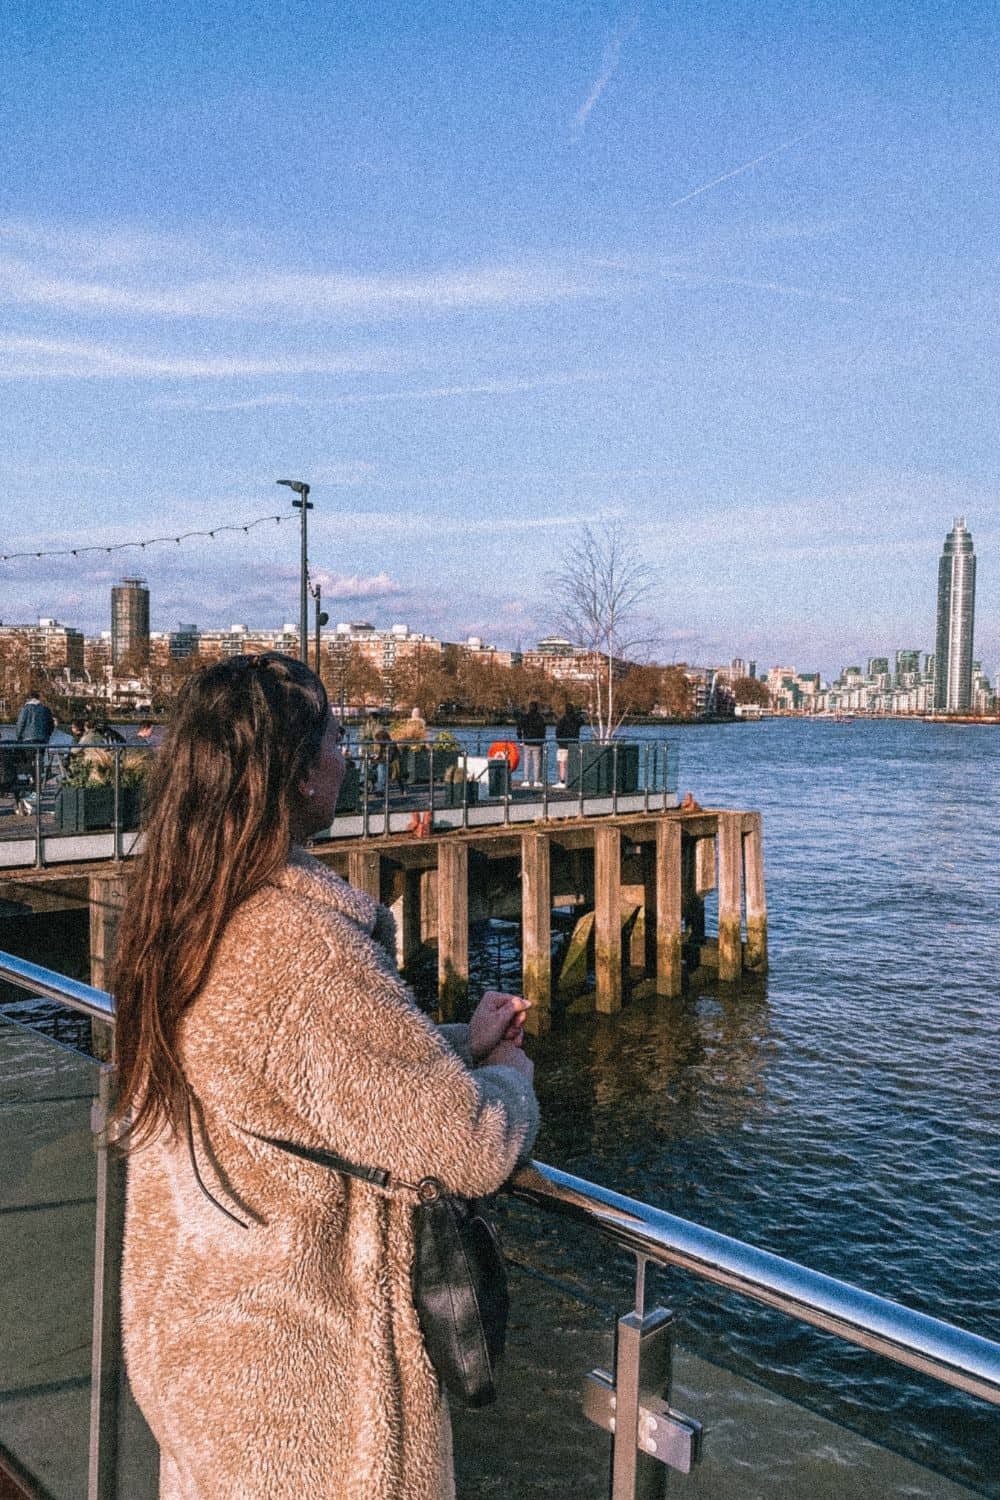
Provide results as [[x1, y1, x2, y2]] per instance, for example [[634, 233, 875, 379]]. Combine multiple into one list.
[[551, 522, 658, 739]]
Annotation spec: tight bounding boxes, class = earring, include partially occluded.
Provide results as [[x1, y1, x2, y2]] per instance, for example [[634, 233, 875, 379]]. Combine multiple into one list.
[[306, 788, 316, 798]]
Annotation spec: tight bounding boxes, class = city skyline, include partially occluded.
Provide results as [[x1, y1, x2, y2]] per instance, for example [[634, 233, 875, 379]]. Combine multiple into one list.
[[2, 568, 984, 692], [3, 3, 999, 678]]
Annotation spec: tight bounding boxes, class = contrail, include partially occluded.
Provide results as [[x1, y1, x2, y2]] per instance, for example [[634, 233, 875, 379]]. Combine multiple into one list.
[[572, 11, 640, 134], [669, 127, 821, 208]]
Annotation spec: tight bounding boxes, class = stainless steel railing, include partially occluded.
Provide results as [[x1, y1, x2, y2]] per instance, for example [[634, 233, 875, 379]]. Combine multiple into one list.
[[2, 950, 999, 1500], [509, 1161, 1000, 1407]]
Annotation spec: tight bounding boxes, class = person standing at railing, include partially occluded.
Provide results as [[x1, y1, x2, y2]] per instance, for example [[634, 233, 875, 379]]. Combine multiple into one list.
[[12, 687, 55, 814], [372, 724, 402, 794], [14, 687, 55, 746], [554, 703, 584, 788], [516, 700, 547, 788], [110, 652, 538, 1500]]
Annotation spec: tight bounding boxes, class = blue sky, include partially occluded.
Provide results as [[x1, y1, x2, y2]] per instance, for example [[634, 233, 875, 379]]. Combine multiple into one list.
[[2, 0, 998, 677]]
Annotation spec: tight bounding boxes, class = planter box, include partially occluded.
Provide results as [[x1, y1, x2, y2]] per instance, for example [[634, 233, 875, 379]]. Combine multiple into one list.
[[403, 747, 460, 784], [444, 780, 479, 807], [336, 760, 361, 814], [487, 761, 510, 797], [565, 743, 639, 796], [56, 786, 142, 833]]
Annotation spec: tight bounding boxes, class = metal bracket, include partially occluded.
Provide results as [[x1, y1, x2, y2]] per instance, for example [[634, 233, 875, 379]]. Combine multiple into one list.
[[583, 1371, 702, 1477], [583, 1302, 703, 1497]]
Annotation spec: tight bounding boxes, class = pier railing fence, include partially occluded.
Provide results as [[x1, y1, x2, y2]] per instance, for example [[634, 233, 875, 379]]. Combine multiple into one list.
[[0, 735, 680, 870], [1, 953, 998, 1500]]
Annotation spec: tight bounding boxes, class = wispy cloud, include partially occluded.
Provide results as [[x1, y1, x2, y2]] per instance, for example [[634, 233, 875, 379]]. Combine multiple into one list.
[[0, 218, 199, 269], [318, 508, 618, 540], [146, 371, 605, 411], [669, 127, 823, 209], [0, 336, 387, 380], [572, 11, 640, 135], [0, 256, 604, 322]]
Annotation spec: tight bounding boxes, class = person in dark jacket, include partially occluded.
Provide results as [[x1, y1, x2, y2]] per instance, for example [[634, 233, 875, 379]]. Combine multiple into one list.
[[516, 701, 547, 787], [14, 691, 55, 745], [554, 703, 584, 787], [12, 691, 55, 814]]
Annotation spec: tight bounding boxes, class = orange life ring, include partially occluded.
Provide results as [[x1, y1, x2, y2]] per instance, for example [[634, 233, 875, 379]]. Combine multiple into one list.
[[487, 740, 520, 772]]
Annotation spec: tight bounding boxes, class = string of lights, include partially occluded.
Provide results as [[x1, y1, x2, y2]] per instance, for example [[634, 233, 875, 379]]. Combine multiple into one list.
[[0, 512, 290, 563]]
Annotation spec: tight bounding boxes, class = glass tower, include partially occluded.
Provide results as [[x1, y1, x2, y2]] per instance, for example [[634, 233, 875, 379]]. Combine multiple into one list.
[[933, 518, 976, 712], [111, 576, 151, 667]]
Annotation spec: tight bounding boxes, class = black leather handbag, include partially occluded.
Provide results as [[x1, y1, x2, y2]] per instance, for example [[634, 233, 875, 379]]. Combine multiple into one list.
[[408, 1175, 509, 1408], [186, 1107, 509, 1408]]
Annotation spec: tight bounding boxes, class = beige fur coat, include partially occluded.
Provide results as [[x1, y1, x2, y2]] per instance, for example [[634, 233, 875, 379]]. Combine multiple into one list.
[[122, 849, 539, 1499]]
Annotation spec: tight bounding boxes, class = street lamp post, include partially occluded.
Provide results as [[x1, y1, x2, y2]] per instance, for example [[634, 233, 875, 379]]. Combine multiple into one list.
[[276, 479, 312, 664], [310, 580, 329, 677]]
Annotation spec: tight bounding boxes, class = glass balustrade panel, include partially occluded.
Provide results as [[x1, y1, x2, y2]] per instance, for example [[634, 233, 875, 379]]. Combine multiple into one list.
[[0, 1005, 157, 1499]]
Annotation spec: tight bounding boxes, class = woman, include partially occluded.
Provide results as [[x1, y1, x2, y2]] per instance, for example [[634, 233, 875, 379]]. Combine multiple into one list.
[[112, 654, 538, 1499]]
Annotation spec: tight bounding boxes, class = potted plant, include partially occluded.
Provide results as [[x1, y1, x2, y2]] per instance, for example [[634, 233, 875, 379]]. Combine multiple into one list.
[[56, 748, 147, 833]]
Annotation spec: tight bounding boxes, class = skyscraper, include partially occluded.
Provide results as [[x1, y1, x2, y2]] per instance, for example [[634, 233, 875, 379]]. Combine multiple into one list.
[[933, 518, 976, 712], [111, 577, 150, 668]]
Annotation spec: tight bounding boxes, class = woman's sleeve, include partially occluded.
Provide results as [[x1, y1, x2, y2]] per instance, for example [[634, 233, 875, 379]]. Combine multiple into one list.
[[437, 1022, 473, 1067], [261, 917, 538, 1199]]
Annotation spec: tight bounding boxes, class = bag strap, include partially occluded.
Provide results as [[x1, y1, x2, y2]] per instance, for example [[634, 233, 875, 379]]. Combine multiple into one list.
[[184, 1093, 251, 1230], [182, 1092, 438, 1234], [242, 1128, 392, 1189], [247, 1129, 443, 1201]]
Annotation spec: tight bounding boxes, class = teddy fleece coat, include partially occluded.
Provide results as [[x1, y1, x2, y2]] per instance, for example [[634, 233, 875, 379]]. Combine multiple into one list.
[[122, 849, 539, 1499]]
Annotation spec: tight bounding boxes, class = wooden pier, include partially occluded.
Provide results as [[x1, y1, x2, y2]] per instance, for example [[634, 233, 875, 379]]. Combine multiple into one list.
[[2, 806, 767, 1035], [317, 804, 766, 1031]]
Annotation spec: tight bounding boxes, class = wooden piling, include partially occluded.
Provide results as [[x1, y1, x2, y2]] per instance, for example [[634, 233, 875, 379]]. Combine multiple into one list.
[[88, 872, 128, 1059], [420, 868, 437, 944], [347, 848, 381, 903], [655, 820, 683, 997], [681, 837, 705, 943], [695, 835, 716, 894], [594, 825, 622, 1014], [389, 867, 423, 972], [743, 812, 768, 973], [716, 812, 743, 982], [520, 832, 551, 1036], [437, 841, 469, 1020]]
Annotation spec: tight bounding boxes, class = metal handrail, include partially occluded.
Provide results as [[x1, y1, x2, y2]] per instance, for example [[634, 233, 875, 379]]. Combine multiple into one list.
[[509, 1161, 1000, 1407], [2, 949, 998, 1411]]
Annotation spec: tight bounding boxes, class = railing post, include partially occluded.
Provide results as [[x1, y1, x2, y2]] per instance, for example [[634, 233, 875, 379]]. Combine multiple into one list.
[[112, 748, 123, 862], [33, 746, 44, 870], [88, 1066, 127, 1500], [583, 1261, 701, 1497], [360, 748, 371, 837]]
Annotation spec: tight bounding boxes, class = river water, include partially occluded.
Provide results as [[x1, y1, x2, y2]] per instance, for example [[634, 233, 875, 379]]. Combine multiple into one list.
[[442, 718, 999, 1497], [3, 716, 997, 1494]]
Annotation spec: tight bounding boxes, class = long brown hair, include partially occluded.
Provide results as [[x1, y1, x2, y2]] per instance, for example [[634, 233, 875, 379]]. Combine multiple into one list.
[[111, 653, 328, 1144]]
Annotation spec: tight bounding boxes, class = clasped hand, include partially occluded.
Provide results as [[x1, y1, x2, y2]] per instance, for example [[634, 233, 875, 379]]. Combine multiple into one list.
[[468, 990, 531, 1071]]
